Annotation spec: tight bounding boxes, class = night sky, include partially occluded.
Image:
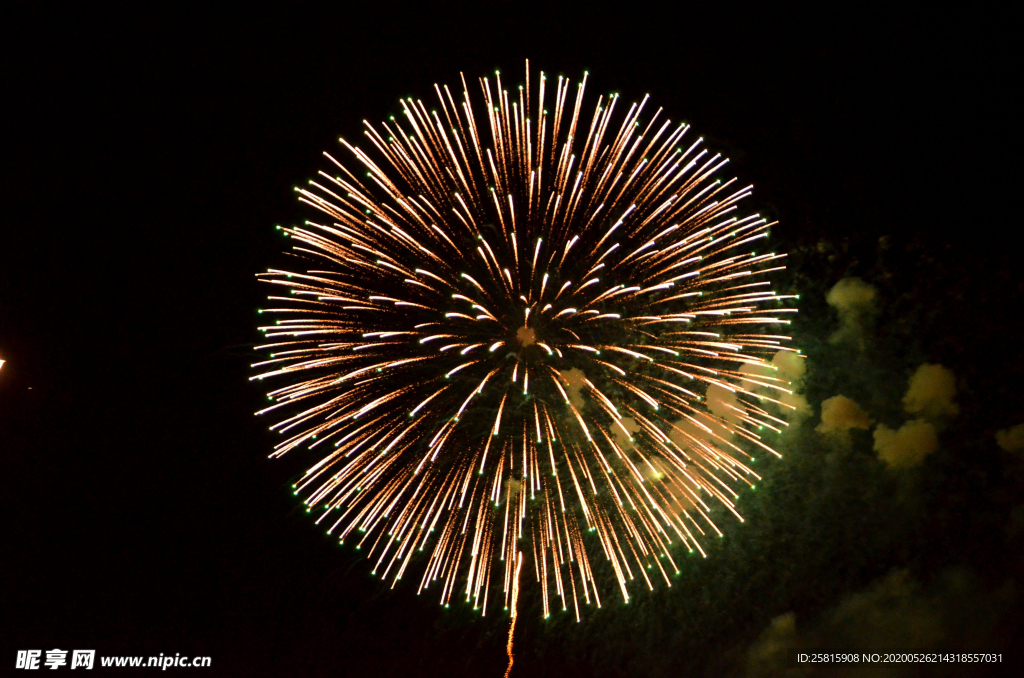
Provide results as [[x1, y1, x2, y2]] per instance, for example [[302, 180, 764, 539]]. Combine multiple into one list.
[[3, 4, 1021, 677]]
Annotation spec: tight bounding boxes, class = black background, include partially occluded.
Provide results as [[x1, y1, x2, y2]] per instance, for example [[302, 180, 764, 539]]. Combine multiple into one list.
[[2, 3, 1019, 676]]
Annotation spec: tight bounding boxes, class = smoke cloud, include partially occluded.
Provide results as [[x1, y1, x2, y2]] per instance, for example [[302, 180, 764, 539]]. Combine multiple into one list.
[[558, 367, 587, 410], [864, 364, 957, 468], [825, 277, 878, 346], [738, 349, 810, 421], [669, 416, 734, 447], [745, 612, 797, 678], [515, 326, 536, 347], [902, 364, 959, 419], [773, 349, 806, 381], [817, 395, 873, 434], [745, 568, 1015, 677], [873, 419, 939, 469], [504, 477, 522, 499], [995, 423, 1024, 453], [706, 383, 741, 422], [612, 416, 640, 451]]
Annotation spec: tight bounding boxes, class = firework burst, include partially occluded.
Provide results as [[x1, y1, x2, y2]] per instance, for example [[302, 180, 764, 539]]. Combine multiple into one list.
[[252, 62, 798, 621]]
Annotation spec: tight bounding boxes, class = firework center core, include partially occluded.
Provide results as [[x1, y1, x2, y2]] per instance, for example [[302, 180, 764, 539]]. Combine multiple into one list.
[[515, 326, 536, 348]]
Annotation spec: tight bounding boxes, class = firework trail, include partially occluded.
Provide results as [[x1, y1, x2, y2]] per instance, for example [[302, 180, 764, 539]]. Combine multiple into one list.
[[505, 552, 523, 678], [252, 61, 798, 621]]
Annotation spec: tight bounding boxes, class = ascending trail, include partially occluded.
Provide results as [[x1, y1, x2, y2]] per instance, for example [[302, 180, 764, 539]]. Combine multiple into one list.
[[504, 552, 524, 678]]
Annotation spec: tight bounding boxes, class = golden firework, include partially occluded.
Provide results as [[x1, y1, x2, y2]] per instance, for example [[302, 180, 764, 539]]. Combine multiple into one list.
[[252, 61, 798, 621]]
